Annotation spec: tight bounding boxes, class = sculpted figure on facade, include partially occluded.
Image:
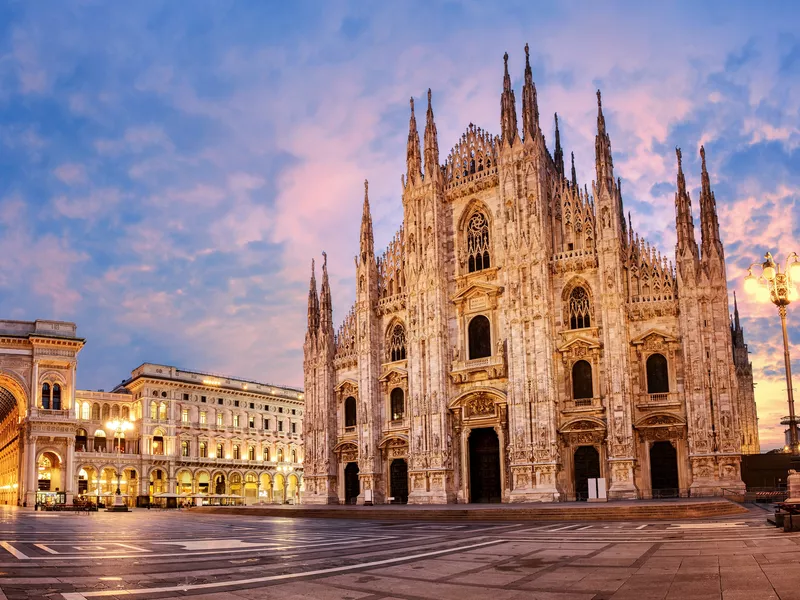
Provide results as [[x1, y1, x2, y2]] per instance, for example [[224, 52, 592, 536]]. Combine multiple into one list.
[[301, 47, 758, 505]]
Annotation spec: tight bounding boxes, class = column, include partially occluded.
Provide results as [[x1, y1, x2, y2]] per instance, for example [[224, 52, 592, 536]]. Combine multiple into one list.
[[26, 437, 37, 506], [65, 443, 75, 505], [31, 361, 39, 412]]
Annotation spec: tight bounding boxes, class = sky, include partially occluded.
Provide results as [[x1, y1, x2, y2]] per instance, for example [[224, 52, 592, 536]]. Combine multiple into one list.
[[0, 1, 799, 450]]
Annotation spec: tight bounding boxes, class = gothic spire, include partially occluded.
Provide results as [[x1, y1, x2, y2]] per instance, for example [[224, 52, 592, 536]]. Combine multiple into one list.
[[674, 147, 699, 262], [595, 89, 614, 193], [699, 145, 722, 256], [423, 88, 439, 178], [406, 97, 422, 185], [500, 52, 518, 146], [554, 113, 564, 177], [570, 151, 578, 188], [360, 179, 374, 260], [521, 43, 540, 142], [307, 258, 320, 332], [733, 290, 741, 331], [319, 252, 333, 331]]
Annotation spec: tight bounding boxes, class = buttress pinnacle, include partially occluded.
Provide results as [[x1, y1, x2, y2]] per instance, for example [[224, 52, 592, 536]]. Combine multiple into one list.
[[406, 97, 422, 185], [500, 52, 518, 145], [307, 258, 319, 332], [521, 43, 540, 141], [360, 179, 374, 260], [319, 252, 333, 331], [554, 113, 564, 177], [424, 88, 439, 177]]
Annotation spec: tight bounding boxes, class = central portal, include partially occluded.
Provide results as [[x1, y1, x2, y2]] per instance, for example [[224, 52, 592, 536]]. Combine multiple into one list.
[[468, 427, 501, 503], [650, 441, 679, 497], [389, 459, 408, 503]]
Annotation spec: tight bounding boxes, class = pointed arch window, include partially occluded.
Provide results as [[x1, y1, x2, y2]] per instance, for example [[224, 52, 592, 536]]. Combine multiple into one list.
[[466, 211, 491, 273], [569, 287, 591, 329], [388, 323, 407, 362]]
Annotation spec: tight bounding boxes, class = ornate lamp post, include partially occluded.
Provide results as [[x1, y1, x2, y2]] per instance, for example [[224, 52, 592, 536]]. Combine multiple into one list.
[[744, 251, 800, 455], [106, 419, 133, 510]]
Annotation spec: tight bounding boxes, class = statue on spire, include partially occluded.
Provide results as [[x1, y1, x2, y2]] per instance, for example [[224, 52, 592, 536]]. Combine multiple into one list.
[[406, 97, 422, 186], [521, 43, 540, 142]]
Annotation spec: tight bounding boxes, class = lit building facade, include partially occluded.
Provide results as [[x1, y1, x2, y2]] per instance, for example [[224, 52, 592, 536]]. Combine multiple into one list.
[[302, 48, 759, 505], [0, 320, 304, 506]]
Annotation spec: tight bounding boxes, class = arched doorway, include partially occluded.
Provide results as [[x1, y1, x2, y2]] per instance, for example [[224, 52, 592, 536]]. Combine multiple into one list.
[[75, 429, 87, 452], [274, 473, 286, 504], [150, 468, 166, 500], [344, 462, 360, 504], [259, 473, 272, 503], [650, 441, 679, 497], [37, 452, 62, 492], [214, 474, 226, 495], [196, 471, 210, 496], [468, 428, 501, 503], [176, 470, 192, 495], [389, 459, 408, 504], [573, 446, 600, 501], [244, 472, 258, 505], [287, 474, 299, 504]]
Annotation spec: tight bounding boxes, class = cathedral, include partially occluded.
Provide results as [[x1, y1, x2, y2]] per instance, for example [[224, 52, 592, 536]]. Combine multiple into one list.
[[302, 47, 759, 504]]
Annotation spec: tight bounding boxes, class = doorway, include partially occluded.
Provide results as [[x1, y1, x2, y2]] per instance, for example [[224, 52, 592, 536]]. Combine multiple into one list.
[[468, 428, 501, 503], [344, 462, 360, 504], [650, 441, 679, 497], [573, 446, 601, 501], [389, 459, 408, 503]]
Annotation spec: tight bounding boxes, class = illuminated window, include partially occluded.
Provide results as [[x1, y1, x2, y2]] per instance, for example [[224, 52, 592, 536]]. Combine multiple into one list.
[[181, 440, 189, 457], [263, 447, 270, 461], [216, 442, 224, 458], [248, 445, 255, 460], [199, 442, 207, 458], [41, 383, 51, 410], [249, 416, 255, 428], [181, 409, 189, 423], [233, 415, 240, 428], [390, 388, 405, 420], [217, 413, 224, 426], [233, 445, 240, 460], [52, 384, 61, 410], [200, 411, 207, 425], [81, 402, 90, 420]]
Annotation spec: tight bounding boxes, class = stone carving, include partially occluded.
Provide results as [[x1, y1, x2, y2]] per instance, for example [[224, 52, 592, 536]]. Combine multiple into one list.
[[467, 394, 495, 417]]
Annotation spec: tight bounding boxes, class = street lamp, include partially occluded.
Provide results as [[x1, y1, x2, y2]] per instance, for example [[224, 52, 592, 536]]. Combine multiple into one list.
[[744, 251, 800, 455], [106, 419, 133, 510]]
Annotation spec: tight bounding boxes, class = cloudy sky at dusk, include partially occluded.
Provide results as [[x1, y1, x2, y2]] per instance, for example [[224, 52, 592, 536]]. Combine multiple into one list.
[[0, 1, 799, 449]]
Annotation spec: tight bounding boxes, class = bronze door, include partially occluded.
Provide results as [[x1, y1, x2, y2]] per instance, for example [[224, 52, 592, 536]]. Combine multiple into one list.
[[389, 459, 408, 503], [344, 462, 360, 504], [469, 428, 501, 503], [573, 445, 600, 501], [650, 441, 679, 497]]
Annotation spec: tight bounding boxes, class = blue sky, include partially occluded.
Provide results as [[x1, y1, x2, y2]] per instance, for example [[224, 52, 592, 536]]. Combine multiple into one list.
[[0, 1, 799, 448]]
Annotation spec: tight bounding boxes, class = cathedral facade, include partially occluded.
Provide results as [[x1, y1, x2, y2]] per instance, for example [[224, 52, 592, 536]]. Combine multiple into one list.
[[303, 47, 759, 504]]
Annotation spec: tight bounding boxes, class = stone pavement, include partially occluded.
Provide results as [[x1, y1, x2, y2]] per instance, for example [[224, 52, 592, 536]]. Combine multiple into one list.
[[0, 503, 797, 599]]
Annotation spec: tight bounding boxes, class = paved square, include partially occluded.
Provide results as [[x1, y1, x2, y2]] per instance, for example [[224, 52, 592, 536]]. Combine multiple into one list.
[[0, 504, 796, 599]]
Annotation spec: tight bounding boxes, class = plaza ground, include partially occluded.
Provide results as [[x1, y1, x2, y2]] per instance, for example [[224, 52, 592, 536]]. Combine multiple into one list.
[[0, 503, 797, 599]]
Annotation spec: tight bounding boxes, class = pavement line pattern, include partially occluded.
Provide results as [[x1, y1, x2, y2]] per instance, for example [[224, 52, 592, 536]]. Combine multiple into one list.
[[60, 538, 504, 599], [0, 542, 26, 559]]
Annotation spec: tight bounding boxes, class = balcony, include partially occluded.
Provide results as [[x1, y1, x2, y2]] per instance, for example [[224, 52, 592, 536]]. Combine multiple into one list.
[[637, 392, 681, 410], [28, 408, 75, 421], [450, 353, 506, 384], [562, 397, 604, 413]]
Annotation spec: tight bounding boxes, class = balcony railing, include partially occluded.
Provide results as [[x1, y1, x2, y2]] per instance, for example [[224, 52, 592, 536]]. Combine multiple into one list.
[[638, 392, 680, 406], [562, 397, 603, 412], [29, 408, 75, 421]]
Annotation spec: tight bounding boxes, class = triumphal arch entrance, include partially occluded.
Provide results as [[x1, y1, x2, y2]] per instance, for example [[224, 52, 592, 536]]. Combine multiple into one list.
[[0, 320, 84, 506]]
